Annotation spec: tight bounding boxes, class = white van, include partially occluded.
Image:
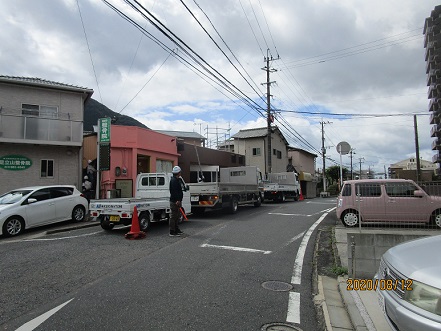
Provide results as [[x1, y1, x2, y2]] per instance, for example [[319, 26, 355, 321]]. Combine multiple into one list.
[[336, 179, 441, 228]]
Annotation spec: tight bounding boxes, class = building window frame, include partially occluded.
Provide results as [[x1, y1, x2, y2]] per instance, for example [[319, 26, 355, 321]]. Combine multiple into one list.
[[252, 147, 261, 156], [40, 159, 54, 178]]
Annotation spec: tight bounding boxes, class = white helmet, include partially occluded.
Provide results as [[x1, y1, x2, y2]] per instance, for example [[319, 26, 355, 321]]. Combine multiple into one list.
[[172, 166, 182, 174]]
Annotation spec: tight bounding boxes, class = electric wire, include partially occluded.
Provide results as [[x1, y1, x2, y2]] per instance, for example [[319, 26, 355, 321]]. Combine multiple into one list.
[[76, 0, 103, 103]]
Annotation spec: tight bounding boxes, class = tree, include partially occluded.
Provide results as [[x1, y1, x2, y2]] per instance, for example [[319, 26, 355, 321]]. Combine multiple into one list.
[[326, 165, 349, 185]]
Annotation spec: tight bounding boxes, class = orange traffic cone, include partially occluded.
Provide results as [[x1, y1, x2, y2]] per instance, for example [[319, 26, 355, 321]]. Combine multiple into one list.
[[125, 205, 146, 240], [180, 207, 188, 221], [299, 188, 304, 201]]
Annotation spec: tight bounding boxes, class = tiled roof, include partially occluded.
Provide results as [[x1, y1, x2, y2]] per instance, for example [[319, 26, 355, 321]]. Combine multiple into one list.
[[156, 130, 206, 140], [0, 75, 93, 94], [232, 126, 289, 146], [231, 127, 268, 139]]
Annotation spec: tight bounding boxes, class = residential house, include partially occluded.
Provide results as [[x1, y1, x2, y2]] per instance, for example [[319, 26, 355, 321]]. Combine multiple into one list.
[[0, 76, 93, 194], [230, 126, 289, 174], [287, 147, 318, 198], [389, 157, 437, 181]]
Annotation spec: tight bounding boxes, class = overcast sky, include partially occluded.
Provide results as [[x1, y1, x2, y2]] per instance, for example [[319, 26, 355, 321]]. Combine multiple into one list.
[[1, 0, 439, 175]]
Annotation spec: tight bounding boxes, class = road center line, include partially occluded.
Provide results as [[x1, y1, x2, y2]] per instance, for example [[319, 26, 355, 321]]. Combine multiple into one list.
[[16, 298, 74, 331], [200, 243, 272, 254]]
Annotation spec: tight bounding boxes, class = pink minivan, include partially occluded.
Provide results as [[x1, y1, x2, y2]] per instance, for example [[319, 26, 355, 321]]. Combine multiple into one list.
[[336, 179, 441, 228]]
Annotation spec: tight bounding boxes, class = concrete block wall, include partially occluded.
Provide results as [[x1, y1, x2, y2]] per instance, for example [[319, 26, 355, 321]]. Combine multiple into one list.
[[347, 232, 430, 279]]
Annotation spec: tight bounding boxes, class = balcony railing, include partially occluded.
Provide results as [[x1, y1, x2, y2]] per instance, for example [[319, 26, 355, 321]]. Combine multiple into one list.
[[0, 113, 82, 145], [432, 139, 441, 150]]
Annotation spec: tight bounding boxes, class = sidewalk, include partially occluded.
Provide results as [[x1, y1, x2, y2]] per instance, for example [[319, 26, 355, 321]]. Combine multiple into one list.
[[316, 226, 393, 331]]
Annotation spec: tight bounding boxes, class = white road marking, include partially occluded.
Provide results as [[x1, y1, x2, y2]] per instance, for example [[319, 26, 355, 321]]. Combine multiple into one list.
[[291, 208, 335, 285], [22, 231, 102, 242], [286, 207, 335, 325], [16, 299, 74, 331], [200, 243, 272, 254], [286, 292, 301, 324], [268, 212, 312, 217]]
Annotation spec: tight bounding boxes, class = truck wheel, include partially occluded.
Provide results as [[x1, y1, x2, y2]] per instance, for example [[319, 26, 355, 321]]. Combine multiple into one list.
[[279, 194, 286, 202], [254, 195, 262, 207], [229, 198, 238, 214], [139, 212, 152, 231], [100, 217, 115, 231]]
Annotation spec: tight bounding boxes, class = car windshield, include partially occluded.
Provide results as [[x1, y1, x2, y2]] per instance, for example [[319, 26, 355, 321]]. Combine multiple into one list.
[[0, 190, 32, 204]]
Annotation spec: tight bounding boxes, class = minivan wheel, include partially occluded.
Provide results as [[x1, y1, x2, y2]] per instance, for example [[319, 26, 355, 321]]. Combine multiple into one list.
[[342, 210, 359, 227], [431, 211, 441, 228]]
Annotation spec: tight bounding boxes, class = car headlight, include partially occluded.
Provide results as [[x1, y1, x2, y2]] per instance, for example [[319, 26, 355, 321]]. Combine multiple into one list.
[[404, 280, 441, 316]]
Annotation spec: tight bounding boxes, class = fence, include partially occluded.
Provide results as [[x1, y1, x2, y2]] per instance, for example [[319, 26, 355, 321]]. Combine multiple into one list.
[[336, 180, 441, 231]]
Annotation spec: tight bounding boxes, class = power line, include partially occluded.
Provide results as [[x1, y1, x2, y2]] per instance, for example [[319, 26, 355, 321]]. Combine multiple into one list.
[[76, 0, 103, 103]]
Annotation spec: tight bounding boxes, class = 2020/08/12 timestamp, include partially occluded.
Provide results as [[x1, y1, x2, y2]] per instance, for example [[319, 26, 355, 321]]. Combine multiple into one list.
[[347, 278, 413, 291]]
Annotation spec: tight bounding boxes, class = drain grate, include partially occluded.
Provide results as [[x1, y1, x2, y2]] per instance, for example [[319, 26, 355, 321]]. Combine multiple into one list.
[[261, 322, 303, 331], [261, 281, 293, 292]]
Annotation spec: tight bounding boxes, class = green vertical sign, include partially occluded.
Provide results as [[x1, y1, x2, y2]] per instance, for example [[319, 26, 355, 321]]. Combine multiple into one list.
[[99, 118, 111, 143]]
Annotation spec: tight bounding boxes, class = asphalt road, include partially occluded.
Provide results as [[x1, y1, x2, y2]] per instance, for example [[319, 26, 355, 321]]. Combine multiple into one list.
[[0, 197, 336, 331]]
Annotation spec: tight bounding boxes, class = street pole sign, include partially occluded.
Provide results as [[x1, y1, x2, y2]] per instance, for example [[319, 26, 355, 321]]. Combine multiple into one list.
[[336, 141, 351, 187], [96, 118, 112, 198], [98, 117, 111, 143]]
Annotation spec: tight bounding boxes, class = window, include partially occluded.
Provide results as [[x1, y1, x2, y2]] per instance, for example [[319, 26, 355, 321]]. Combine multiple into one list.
[[50, 187, 72, 198], [277, 150, 282, 159], [29, 188, 51, 202], [22, 104, 58, 118], [355, 183, 382, 197], [385, 183, 418, 197], [252, 148, 261, 156], [273, 149, 276, 155], [341, 184, 351, 197], [41, 160, 54, 178], [231, 171, 246, 176]]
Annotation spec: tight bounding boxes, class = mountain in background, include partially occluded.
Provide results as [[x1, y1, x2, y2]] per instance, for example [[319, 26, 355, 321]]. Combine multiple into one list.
[[83, 98, 148, 132]]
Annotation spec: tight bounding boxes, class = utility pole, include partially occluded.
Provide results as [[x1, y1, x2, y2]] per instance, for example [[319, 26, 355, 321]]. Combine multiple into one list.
[[261, 49, 279, 175], [414, 115, 421, 182], [358, 157, 365, 179], [349, 149, 356, 180], [320, 121, 331, 192]]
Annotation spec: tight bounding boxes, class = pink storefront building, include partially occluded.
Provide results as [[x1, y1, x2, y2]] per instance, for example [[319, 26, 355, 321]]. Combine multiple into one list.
[[83, 125, 179, 198]]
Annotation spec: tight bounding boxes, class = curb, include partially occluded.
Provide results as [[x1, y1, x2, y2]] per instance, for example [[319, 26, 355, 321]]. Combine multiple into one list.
[[46, 218, 100, 235]]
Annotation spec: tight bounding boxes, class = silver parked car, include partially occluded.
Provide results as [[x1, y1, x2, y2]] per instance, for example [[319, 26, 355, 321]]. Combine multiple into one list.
[[376, 235, 441, 331], [0, 185, 88, 237]]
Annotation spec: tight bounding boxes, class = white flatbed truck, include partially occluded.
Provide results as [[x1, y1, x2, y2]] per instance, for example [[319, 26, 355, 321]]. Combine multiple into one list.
[[189, 166, 263, 214], [89, 172, 190, 231], [263, 172, 300, 202]]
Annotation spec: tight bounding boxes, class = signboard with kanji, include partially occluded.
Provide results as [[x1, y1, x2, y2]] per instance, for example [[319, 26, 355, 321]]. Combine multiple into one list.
[[99, 117, 111, 143], [99, 143, 111, 171], [0, 155, 32, 171]]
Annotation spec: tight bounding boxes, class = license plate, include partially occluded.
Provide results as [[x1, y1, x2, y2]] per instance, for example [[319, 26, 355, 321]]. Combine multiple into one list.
[[109, 215, 120, 222], [191, 196, 199, 202]]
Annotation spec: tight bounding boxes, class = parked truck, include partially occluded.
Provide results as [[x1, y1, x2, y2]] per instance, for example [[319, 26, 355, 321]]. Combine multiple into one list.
[[189, 166, 263, 214], [263, 172, 300, 202], [89, 173, 191, 231]]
